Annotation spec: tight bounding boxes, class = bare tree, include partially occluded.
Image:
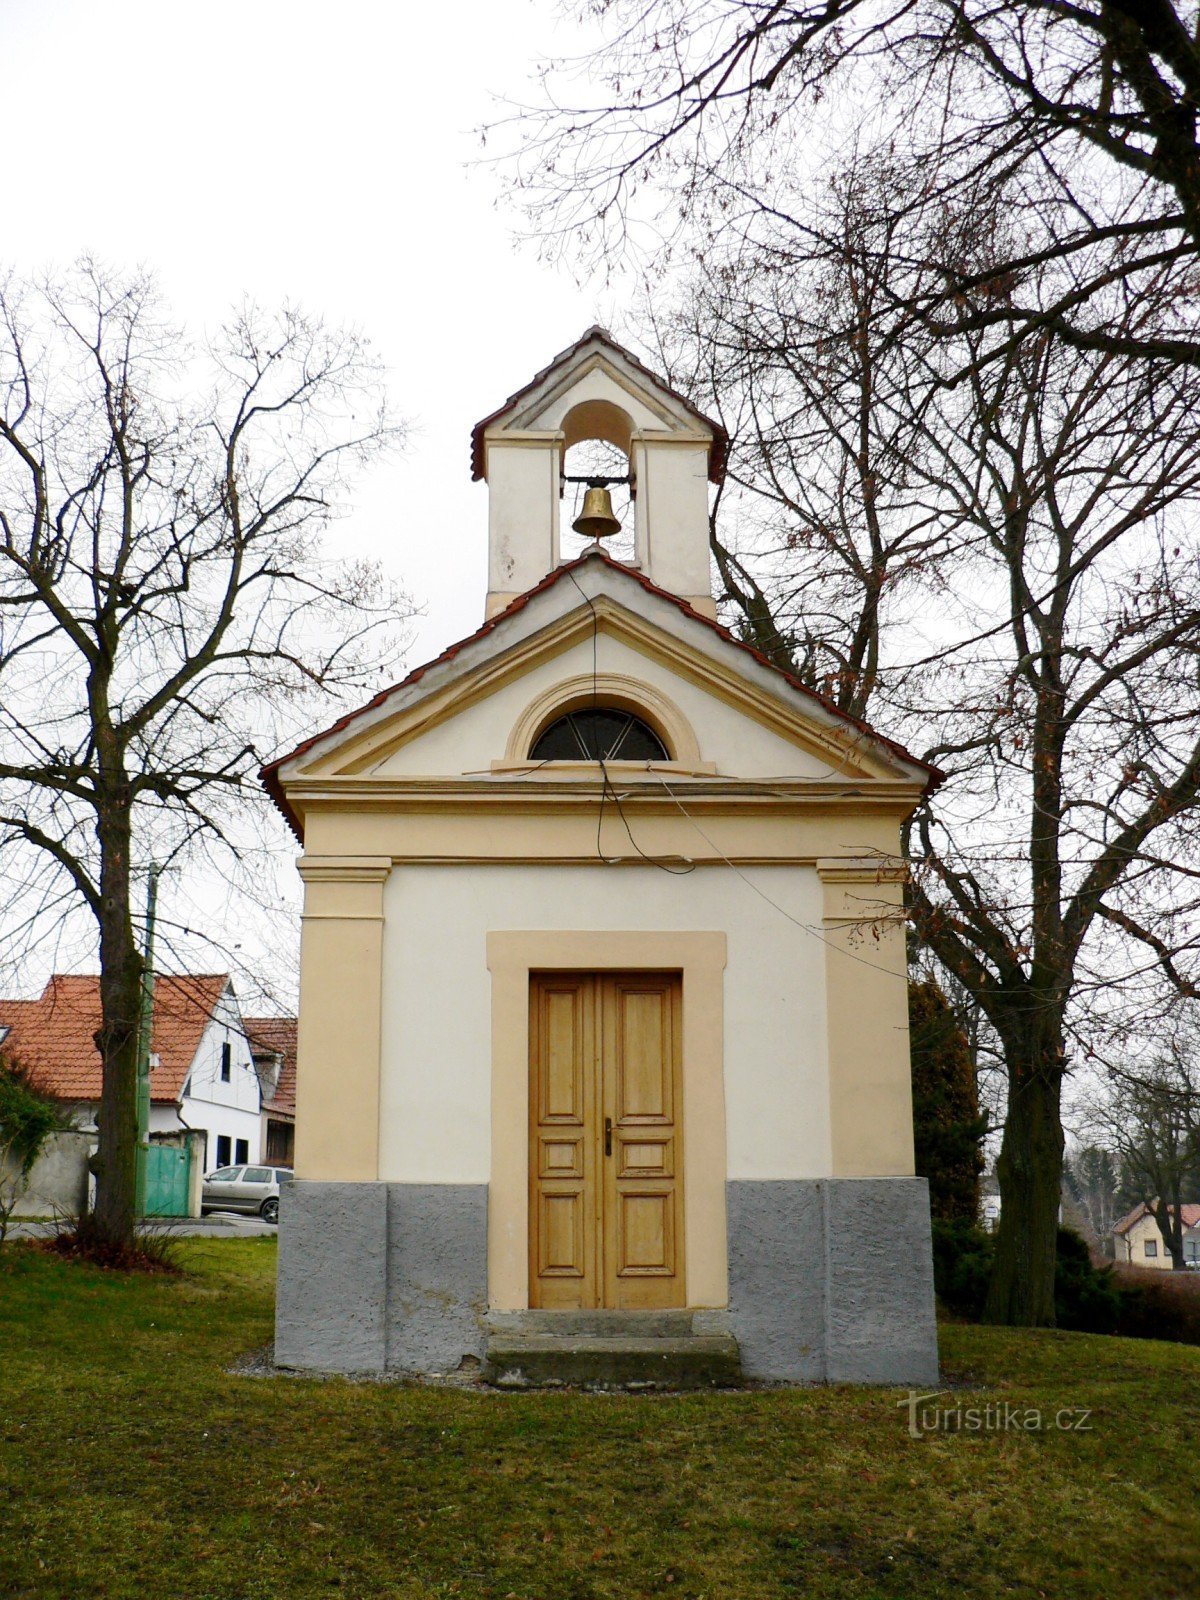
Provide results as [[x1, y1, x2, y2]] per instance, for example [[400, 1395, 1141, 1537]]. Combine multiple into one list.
[[640, 173, 1200, 1323], [1063, 1145, 1122, 1251], [513, 1, 1200, 367], [0, 261, 409, 1249], [640, 154, 961, 718], [1094, 1020, 1200, 1269]]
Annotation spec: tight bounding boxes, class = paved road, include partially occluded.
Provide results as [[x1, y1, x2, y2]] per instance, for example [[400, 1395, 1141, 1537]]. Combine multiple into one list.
[[9, 1212, 277, 1240]]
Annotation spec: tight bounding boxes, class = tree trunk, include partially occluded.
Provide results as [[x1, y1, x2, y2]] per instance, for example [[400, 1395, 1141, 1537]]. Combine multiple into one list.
[[1169, 1180, 1186, 1271], [90, 789, 142, 1246], [984, 1055, 1064, 1326], [1154, 1186, 1187, 1271]]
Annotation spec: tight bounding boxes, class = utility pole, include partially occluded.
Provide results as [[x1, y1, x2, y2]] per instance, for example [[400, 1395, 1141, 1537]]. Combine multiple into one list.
[[133, 864, 160, 1217]]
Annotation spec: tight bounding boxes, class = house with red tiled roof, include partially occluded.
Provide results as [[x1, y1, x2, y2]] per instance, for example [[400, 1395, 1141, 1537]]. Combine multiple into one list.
[[245, 1016, 297, 1166], [264, 328, 941, 1388], [1113, 1201, 1200, 1269], [0, 973, 265, 1174]]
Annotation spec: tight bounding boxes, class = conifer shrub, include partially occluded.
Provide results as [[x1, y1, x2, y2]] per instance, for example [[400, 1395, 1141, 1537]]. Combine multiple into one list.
[[1054, 1227, 1123, 1334], [933, 1220, 1127, 1332], [908, 980, 988, 1226]]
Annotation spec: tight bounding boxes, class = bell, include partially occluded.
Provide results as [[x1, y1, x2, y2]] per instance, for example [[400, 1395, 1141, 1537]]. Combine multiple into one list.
[[572, 483, 622, 541]]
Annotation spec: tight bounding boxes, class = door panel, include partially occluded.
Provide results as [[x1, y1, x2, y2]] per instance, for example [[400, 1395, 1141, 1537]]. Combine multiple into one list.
[[619, 1138, 673, 1176], [617, 1191, 673, 1275], [538, 1191, 586, 1278], [602, 975, 682, 1308], [529, 971, 684, 1310], [540, 985, 586, 1121], [613, 987, 672, 1120], [529, 976, 597, 1307], [538, 1137, 584, 1179]]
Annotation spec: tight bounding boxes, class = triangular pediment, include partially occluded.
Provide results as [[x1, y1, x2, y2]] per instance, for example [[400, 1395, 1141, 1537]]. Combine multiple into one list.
[[271, 557, 933, 802]]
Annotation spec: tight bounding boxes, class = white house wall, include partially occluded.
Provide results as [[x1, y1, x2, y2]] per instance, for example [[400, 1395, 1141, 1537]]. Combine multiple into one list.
[[371, 633, 833, 781], [152, 993, 262, 1167], [377, 862, 831, 1185]]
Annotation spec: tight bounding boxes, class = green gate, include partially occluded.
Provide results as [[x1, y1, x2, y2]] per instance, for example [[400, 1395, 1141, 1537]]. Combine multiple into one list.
[[144, 1142, 191, 1217]]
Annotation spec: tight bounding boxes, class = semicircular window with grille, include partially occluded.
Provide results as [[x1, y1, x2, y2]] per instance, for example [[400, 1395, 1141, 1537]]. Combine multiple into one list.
[[529, 707, 669, 763]]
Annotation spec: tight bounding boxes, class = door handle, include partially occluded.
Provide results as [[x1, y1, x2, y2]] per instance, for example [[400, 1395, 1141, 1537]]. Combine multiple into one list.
[[604, 1117, 613, 1157]]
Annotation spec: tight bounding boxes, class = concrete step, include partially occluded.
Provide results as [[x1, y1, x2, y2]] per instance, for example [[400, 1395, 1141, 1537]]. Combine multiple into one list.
[[483, 1332, 741, 1391], [487, 1309, 698, 1340]]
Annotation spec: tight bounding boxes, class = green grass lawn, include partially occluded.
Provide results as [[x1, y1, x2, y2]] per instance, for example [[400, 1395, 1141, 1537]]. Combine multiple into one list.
[[1, 1239, 1198, 1600]]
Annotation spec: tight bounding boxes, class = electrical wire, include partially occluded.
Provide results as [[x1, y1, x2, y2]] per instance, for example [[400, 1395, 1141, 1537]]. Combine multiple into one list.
[[565, 564, 696, 874], [560, 562, 1148, 1016], [651, 769, 912, 980]]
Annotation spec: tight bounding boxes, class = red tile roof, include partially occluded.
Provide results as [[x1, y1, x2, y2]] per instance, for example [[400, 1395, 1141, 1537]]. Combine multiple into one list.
[[260, 546, 943, 843], [0, 974, 230, 1105], [244, 1016, 297, 1118], [469, 325, 729, 484], [1114, 1201, 1200, 1234]]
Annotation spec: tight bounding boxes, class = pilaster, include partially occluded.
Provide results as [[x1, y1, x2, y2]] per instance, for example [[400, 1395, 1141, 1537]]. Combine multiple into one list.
[[294, 855, 391, 1180], [817, 857, 915, 1177]]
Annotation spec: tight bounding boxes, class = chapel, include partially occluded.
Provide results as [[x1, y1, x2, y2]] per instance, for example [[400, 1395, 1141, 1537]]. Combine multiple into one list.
[[265, 327, 940, 1385]]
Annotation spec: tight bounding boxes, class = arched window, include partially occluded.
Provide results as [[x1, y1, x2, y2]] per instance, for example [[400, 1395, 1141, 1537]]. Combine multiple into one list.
[[530, 707, 668, 763]]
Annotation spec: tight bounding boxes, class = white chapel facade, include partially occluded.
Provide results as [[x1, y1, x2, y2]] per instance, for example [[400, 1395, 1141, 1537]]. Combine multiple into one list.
[[267, 328, 940, 1384]]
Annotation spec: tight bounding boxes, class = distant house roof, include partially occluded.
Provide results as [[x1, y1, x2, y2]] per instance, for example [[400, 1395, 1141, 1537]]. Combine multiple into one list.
[[0, 1000, 37, 1050], [1113, 1201, 1200, 1235], [0, 973, 230, 1105], [244, 1016, 297, 1119]]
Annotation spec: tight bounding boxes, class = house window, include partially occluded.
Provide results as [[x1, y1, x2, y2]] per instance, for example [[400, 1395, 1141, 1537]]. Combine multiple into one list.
[[220, 1042, 232, 1082], [1144, 1239, 1158, 1258], [530, 708, 668, 763], [216, 1133, 231, 1168], [235, 1138, 249, 1165]]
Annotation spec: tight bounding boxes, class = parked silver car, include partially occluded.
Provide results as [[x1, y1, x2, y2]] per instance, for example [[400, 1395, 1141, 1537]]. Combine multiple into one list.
[[201, 1164, 292, 1223]]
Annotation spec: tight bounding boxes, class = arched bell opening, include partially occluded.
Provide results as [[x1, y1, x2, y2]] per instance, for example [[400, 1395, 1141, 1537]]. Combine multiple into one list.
[[560, 399, 637, 566]]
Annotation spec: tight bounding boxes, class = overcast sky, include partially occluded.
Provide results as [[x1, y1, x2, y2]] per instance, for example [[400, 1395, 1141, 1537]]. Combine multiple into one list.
[[5, 0, 610, 661], [3, 0, 626, 998]]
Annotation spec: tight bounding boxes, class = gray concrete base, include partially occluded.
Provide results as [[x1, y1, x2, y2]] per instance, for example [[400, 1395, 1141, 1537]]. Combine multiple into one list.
[[385, 1184, 488, 1375], [727, 1178, 939, 1385], [275, 1182, 487, 1375], [278, 1177, 936, 1384], [276, 1182, 388, 1371]]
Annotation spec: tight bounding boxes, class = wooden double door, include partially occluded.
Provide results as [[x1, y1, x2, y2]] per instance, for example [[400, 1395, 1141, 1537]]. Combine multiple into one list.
[[529, 971, 684, 1310]]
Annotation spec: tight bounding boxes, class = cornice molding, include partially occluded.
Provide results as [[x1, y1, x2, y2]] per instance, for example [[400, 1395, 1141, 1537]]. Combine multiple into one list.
[[296, 855, 392, 884], [286, 778, 925, 814], [816, 856, 908, 884]]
